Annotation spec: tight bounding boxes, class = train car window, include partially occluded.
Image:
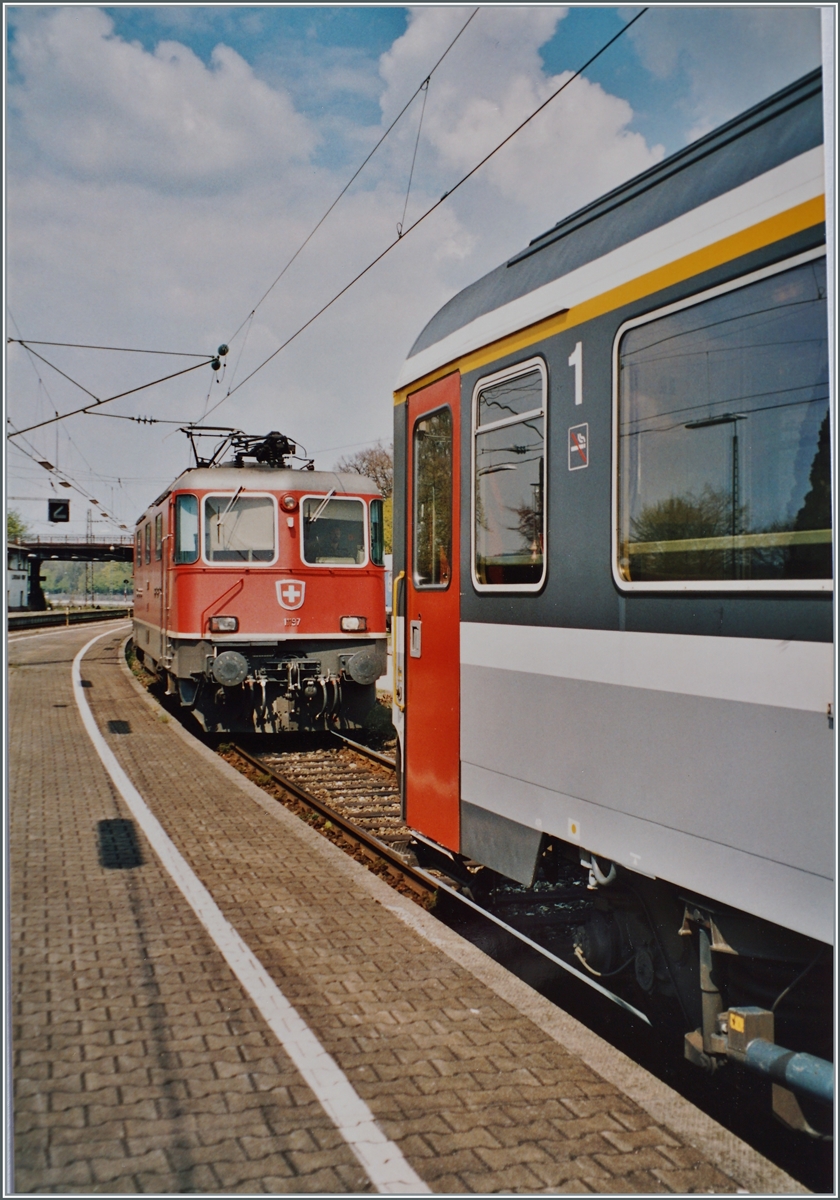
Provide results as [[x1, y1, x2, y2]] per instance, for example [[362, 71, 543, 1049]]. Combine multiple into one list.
[[144, 522, 151, 565], [154, 513, 163, 561], [617, 254, 830, 588], [370, 499, 385, 567], [302, 497, 367, 565], [413, 407, 452, 588], [204, 494, 275, 563], [473, 361, 546, 590], [174, 494, 199, 564], [135, 529, 143, 566]]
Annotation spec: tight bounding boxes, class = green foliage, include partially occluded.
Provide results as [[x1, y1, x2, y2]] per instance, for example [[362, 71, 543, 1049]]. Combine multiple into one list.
[[7, 509, 29, 543], [382, 496, 392, 555], [41, 559, 133, 596], [631, 487, 737, 543], [795, 412, 831, 531]]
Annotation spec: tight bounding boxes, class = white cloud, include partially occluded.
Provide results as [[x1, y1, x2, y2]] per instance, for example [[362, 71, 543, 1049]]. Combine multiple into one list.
[[6, 5, 670, 537], [377, 6, 662, 226], [8, 7, 317, 192], [625, 6, 822, 140]]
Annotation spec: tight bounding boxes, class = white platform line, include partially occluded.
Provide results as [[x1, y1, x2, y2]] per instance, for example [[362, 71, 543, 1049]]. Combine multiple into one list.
[[72, 628, 429, 1195]]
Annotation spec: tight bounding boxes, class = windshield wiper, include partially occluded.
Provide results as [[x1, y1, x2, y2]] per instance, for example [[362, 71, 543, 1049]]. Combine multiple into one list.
[[217, 486, 244, 535], [308, 489, 336, 523]]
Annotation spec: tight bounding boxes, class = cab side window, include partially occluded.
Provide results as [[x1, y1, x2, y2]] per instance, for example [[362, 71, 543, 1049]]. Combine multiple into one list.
[[370, 499, 385, 567], [174, 494, 199, 564], [154, 513, 163, 561]]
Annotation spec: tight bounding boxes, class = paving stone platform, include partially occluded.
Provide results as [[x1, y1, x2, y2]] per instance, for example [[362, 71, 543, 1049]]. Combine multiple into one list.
[[8, 623, 806, 1194]]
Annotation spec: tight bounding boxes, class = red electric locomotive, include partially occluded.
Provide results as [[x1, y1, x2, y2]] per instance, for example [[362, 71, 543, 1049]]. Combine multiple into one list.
[[133, 428, 387, 733]]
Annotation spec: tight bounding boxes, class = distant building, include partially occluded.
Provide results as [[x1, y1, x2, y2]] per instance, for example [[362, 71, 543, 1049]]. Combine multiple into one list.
[[7, 543, 31, 610]]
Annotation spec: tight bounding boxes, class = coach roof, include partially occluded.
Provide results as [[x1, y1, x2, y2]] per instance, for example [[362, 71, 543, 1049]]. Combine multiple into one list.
[[407, 68, 823, 362]]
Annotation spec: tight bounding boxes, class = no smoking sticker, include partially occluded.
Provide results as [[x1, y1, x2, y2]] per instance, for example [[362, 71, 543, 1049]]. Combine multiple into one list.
[[568, 422, 589, 470]]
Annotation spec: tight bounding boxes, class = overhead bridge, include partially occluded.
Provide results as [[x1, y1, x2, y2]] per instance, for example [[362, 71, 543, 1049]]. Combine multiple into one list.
[[21, 535, 134, 609]]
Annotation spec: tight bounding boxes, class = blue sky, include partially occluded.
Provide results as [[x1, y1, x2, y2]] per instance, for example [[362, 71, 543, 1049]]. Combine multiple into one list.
[[5, 6, 825, 537]]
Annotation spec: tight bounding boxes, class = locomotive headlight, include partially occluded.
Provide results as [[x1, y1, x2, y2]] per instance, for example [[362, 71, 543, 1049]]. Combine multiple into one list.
[[281, 494, 298, 512], [209, 615, 238, 632], [340, 616, 367, 632]]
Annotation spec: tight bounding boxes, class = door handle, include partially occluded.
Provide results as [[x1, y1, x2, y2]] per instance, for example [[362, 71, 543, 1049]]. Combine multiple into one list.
[[409, 619, 422, 658], [392, 571, 405, 711]]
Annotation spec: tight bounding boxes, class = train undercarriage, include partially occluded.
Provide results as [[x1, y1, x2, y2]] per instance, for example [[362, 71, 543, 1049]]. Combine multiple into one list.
[[412, 835, 833, 1138], [135, 636, 387, 734]]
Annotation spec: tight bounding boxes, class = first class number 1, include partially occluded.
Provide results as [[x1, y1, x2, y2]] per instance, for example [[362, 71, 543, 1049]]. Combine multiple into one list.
[[569, 341, 583, 406]]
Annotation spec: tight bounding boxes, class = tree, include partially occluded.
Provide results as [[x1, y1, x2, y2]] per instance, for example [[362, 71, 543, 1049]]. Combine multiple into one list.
[[7, 509, 29, 543], [335, 441, 393, 499], [382, 496, 393, 556]]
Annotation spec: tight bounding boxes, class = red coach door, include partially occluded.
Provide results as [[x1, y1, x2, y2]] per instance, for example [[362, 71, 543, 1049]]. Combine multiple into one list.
[[405, 372, 461, 851]]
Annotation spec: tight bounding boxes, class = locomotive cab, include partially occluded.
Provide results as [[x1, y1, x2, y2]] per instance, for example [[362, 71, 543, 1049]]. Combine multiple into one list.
[[134, 430, 387, 734]]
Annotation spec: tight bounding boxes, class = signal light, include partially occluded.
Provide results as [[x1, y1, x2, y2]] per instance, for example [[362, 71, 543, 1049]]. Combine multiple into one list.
[[281, 494, 298, 512], [340, 616, 367, 632], [209, 615, 238, 632], [48, 499, 70, 522]]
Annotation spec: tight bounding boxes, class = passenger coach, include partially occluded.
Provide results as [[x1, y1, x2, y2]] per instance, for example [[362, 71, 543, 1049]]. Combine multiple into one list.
[[392, 69, 833, 1096]]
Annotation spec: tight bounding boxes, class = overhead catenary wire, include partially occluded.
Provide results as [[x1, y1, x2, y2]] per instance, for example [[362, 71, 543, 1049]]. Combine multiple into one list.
[[221, 8, 649, 404], [7, 347, 215, 437], [86, 410, 196, 426], [216, 310, 255, 404], [398, 78, 430, 237], [7, 432, 131, 530], [6, 338, 211, 356], [7, 310, 137, 527], [224, 7, 480, 347]]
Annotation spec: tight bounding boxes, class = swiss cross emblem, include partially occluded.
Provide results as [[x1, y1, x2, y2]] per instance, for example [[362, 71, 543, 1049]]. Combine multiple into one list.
[[276, 579, 306, 610]]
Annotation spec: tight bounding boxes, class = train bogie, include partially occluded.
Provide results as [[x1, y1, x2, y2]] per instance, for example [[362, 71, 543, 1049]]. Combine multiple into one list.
[[392, 68, 833, 1109], [135, 437, 387, 734]]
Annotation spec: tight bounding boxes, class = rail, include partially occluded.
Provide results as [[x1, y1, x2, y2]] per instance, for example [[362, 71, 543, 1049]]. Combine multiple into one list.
[[229, 743, 433, 902], [227, 741, 651, 1025]]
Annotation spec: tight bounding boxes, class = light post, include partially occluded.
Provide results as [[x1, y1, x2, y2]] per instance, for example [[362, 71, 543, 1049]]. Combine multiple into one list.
[[685, 412, 747, 577]]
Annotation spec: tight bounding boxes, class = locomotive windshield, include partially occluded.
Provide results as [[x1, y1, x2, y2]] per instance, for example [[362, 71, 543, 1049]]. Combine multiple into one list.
[[617, 254, 830, 585], [302, 497, 366, 565], [204, 494, 275, 562]]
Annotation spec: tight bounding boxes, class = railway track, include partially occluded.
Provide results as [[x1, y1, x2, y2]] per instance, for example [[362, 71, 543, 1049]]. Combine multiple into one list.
[[224, 739, 435, 905], [220, 735, 831, 1192], [228, 738, 650, 1022]]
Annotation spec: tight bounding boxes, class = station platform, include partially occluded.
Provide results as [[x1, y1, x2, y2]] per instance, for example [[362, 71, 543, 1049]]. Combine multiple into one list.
[[8, 622, 806, 1194]]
